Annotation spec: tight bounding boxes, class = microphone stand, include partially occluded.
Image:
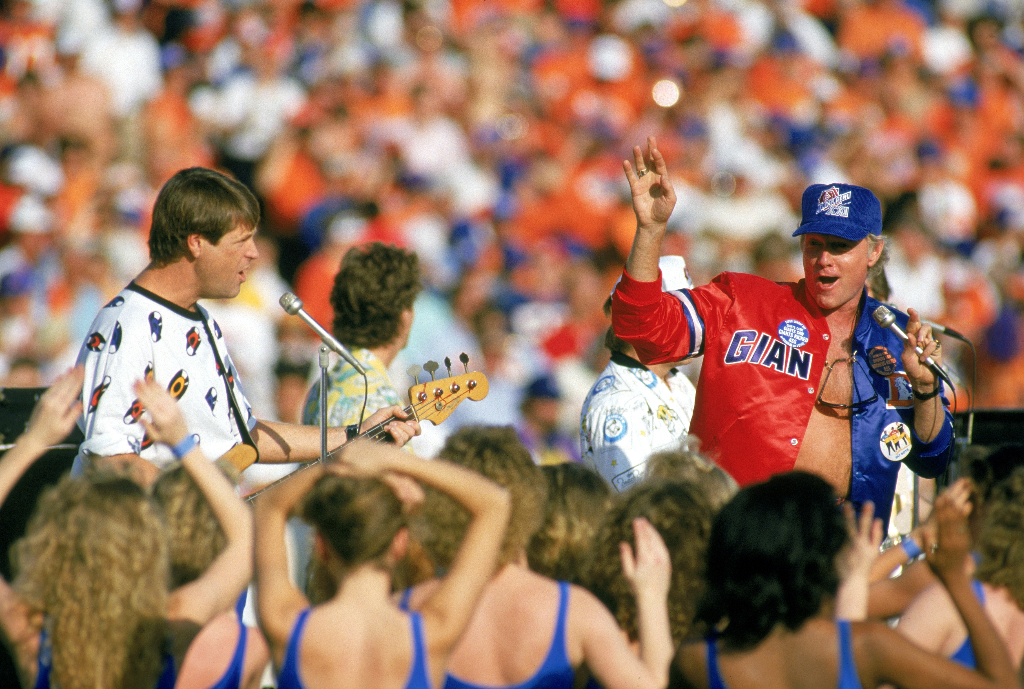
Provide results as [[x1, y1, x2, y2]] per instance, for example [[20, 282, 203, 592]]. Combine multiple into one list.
[[318, 344, 330, 464]]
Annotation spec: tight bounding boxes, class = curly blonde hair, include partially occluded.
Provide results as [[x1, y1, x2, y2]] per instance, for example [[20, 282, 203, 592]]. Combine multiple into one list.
[[975, 466, 1024, 610], [585, 479, 713, 645], [644, 447, 738, 512], [11, 474, 169, 689], [415, 426, 546, 569], [527, 462, 612, 585], [151, 461, 232, 588]]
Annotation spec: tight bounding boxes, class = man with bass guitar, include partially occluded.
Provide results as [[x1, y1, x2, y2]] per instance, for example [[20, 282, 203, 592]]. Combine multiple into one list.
[[74, 168, 420, 488]]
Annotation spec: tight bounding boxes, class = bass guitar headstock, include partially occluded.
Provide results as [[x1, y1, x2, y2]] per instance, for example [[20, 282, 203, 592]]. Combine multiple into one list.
[[408, 354, 488, 426]]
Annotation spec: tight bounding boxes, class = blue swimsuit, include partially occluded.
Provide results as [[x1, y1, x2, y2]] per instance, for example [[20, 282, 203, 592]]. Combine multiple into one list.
[[33, 627, 177, 689], [202, 590, 250, 689], [276, 607, 433, 689], [444, 580, 576, 689], [705, 620, 863, 689], [949, 579, 986, 669]]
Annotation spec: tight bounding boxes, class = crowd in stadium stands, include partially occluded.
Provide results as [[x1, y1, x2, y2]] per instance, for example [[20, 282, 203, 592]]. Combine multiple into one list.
[[0, 0, 1022, 459]]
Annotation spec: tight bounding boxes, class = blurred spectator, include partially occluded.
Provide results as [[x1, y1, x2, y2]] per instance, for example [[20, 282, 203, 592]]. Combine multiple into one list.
[[517, 374, 581, 465], [0, 0, 1015, 413], [273, 356, 313, 424], [78, 0, 162, 149]]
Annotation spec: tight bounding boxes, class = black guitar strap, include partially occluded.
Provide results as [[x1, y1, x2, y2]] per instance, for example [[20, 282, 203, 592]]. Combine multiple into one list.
[[197, 309, 259, 462]]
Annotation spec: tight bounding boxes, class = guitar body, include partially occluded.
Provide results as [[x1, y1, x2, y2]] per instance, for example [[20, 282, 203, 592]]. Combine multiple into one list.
[[220, 443, 259, 472]]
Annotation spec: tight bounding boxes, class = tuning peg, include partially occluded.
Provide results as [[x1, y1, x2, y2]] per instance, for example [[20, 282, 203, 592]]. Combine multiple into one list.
[[459, 352, 469, 373], [407, 364, 421, 383], [423, 360, 439, 381], [444, 356, 452, 376]]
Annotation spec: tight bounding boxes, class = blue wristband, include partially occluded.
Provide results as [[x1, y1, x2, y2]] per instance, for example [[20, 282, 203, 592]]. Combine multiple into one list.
[[171, 434, 199, 459], [901, 536, 923, 560]]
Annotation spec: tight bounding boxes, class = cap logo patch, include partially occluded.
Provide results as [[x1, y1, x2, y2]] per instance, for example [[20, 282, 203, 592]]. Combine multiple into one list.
[[817, 187, 852, 218]]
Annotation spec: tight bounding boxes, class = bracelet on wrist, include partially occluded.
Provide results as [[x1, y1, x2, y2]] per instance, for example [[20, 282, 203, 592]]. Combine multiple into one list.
[[171, 434, 199, 459], [900, 535, 924, 560], [912, 386, 940, 401]]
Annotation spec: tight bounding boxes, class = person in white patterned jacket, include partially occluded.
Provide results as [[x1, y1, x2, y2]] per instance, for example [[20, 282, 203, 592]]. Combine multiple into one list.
[[580, 255, 697, 491]]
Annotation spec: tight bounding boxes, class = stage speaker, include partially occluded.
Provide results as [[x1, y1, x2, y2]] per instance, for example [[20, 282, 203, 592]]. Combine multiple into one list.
[[0, 388, 80, 687], [947, 409, 1024, 489], [953, 409, 1024, 446]]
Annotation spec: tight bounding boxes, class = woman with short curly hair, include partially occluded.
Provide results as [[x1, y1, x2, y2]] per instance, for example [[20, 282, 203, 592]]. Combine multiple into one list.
[[586, 479, 714, 648]]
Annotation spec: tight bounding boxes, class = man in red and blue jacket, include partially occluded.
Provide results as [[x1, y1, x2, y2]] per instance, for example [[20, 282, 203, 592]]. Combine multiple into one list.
[[612, 138, 953, 527]]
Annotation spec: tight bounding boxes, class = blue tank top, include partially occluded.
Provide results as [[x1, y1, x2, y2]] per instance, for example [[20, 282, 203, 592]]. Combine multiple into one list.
[[276, 607, 433, 689], [950, 579, 986, 669], [201, 590, 249, 689], [444, 580, 575, 689], [705, 620, 863, 689], [33, 626, 177, 689]]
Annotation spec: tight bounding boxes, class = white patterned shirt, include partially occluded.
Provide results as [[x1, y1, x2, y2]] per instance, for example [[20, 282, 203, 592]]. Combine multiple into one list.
[[580, 352, 696, 491], [75, 283, 257, 473]]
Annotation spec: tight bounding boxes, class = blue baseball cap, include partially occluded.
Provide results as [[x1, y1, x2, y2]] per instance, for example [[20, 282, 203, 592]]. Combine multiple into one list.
[[792, 183, 882, 242]]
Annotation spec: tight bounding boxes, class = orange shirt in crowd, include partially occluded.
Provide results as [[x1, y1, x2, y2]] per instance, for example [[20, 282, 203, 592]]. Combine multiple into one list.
[[837, 0, 925, 63]]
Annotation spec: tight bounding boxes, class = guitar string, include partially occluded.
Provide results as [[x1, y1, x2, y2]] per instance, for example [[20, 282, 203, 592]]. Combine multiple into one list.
[[244, 384, 481, 503]]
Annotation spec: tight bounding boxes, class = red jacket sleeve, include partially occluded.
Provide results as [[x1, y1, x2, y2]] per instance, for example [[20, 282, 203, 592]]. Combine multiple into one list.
[[611, 268, 735, 365]]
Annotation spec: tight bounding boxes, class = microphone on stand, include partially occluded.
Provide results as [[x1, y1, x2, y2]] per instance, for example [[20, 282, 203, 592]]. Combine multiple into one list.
[[280, 292, 367, 376], [872, 305, 953, 387]]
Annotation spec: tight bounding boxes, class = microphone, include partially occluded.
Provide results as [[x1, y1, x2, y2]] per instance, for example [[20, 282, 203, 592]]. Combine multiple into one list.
[[280, 292, 367, 375], [872, 305, 952, 387]]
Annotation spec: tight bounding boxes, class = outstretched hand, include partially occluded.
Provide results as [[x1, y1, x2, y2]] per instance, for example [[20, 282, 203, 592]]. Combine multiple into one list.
[[622, 136, 677, 230], [22, 365, 84, 449], [133, 378, 189, 447]]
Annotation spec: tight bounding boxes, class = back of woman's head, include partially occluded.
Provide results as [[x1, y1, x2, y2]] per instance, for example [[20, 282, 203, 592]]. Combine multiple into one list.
[[301, 473, 406, 574], [963, 443, 1024, 505], [644, 447, 739, 511], [417, 425, 546, 568], [151, 462, 232, 588], [527, 462, 612, 584], [696, 471, 847, 649], [975, 466, 1024, 610], [12, 474, 169, 689], [586, 479, 714, 645]]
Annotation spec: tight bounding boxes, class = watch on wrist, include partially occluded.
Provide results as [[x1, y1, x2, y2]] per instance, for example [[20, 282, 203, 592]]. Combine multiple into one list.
[[913, 386, 940, 401]]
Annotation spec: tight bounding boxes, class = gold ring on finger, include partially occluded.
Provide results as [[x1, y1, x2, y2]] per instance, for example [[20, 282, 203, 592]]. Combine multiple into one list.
[[637, 168, 648, 177]]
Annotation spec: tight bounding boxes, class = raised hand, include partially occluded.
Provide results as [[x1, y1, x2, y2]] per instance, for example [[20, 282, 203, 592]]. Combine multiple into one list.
[[623, 136, 677, 230], [22, 365, 84, 449], [843, 501, 884, 577], [924, 483, 973, 579], [620, 517, 672, 598], [133, 378, 189, 447]]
